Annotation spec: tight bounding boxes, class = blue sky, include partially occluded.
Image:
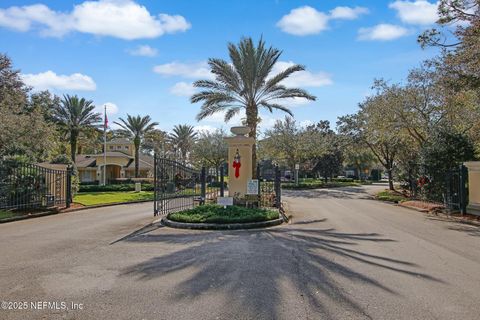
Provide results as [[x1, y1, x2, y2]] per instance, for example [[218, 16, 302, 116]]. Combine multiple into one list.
[[0, 0, 441, 134]]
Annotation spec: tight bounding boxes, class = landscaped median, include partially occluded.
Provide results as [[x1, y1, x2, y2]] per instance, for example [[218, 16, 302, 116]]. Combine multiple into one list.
[[162, 204, 284, 230], [375, 189, 446, 213]]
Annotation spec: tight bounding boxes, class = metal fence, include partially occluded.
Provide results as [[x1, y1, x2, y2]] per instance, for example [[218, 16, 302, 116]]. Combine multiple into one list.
[[257, 163, 281, 208], [153, 155, 283, 215], [0, 160, 72, 210], [401, 163, 468, 213], [153, 155, 223, 216]]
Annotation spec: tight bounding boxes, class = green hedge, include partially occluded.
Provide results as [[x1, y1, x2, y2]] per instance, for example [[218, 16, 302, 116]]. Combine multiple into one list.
[[282, 181, 361, 190], [79, 183, 154, 192], [376, 190, 407, 203], [207, 181, 227, 188], [168, 204, 278, 224]]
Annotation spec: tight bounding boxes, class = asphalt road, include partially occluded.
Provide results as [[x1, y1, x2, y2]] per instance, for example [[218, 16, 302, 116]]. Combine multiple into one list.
[[1, 185, 480, 319]]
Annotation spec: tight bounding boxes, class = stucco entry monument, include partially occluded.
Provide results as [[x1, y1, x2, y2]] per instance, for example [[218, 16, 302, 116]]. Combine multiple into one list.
[[465, 161, 480, 216], [224, 126, 255, 198]]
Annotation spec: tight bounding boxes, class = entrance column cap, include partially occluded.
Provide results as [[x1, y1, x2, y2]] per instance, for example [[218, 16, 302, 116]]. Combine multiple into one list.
[[230, 126, 251, 136]]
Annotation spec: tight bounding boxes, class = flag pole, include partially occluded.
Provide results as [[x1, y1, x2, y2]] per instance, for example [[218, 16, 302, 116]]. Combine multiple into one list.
[[103, 105, 107, 186]]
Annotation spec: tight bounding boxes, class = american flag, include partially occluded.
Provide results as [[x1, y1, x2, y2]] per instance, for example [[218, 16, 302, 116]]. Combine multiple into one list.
[[104, 107, 108, 129]]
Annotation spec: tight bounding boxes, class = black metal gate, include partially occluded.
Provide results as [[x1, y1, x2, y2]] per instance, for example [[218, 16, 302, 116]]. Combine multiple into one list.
[[257, 161, 281, 208], [0, 160, 72, 210], [153, 155, 223, 216], [445, 164, 468, 214]]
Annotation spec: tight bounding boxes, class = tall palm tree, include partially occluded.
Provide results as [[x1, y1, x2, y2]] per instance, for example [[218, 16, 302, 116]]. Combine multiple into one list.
[[53, 95, 102, 162], [114, 115, 158, 178], [168, 124, 198, 164], [191, 37, 316, 176]]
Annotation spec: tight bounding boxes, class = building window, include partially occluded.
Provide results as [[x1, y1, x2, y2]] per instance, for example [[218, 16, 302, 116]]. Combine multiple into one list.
[[125, 146, 129, 150], [109, 146, 114, 150], [117, 146, 122, 150]]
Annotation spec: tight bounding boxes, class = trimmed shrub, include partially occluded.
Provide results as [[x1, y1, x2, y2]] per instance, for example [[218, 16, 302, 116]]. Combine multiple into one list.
[[79, 183, 154, 193]]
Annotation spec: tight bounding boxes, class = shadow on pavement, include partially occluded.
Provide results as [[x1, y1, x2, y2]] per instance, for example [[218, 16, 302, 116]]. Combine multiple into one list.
[[120, 222, 443, 318], [283, 186, 374, 200], [291, 218, 328, 225], [425, 216, 480, 237]]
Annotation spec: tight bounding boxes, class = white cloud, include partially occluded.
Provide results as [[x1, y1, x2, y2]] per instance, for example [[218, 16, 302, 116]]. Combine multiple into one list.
[[0, 4, 70, 36], [22, 70, 96, 91], [389, 1, 439, 25], [358, 24, 410, 41], [127, 45, 158, 57], [300, 120, 314, 127], [95, 102, 119, 117], [330, 6, 369, 20], [170, 82, 197, 96], [194, 125, 217, 134], [281, 97, 313, 106], [272, 61, 332, 87], [277, 5, 368, 35], [0, 0, 191, 40], [104, 102, 119, 114], [277, 6, 329, 36], [153, 61, 213, 79], [259, 116, 281, 130], [199, 110, 244, 126]]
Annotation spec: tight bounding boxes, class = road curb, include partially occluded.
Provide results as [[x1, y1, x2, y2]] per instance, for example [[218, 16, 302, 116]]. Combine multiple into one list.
[[382, 200, 480, 227], [160, 217, 284, 230], [0, 210, 59, 224], [62, 199, 153, 213], [0, 200, 154, 224]]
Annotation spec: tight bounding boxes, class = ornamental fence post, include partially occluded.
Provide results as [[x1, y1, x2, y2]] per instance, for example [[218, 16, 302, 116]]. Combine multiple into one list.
[[275, 165, 281, 208], [220, 165, 225, 197], [66, 165, 73, 208], [200, 166, 206, 205]]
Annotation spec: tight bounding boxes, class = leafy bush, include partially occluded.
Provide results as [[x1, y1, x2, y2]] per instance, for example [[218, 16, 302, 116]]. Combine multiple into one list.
[[207, 181, 227, 188], [376, 190, 407, 203], [331, 177, 354, 182], [110, 179, 153, 184], [282, 180, 361, 190], [79, 181, 99, 186], [168, 204, 279, 224], [78, 183, 154, 192]]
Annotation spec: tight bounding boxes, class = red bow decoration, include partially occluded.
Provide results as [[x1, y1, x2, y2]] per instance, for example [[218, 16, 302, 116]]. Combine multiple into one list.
[[233, 161, 241, 178]]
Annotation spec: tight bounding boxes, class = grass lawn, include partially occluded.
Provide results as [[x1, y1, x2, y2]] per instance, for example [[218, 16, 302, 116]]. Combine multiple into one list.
[[74, 191, 153, 206], [0, 210, 16, 220], [376, 190, 408, 203], [168, 204, 279, 224], [282, 180, 363, 190]]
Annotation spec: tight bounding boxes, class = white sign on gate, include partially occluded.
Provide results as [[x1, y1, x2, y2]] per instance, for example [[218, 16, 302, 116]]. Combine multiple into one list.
[[246, 179, 259, 195], [217, 197, 234, 206]]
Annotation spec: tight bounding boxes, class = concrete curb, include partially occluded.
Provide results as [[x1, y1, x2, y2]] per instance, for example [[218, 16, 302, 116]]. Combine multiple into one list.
[[0, 210, 59, 224], [62, 199, 153, 213], [397, 203, 429, 213], [382, 200, 480, 227], [0, 200, 154, 224], [160, 217, 284, 230]]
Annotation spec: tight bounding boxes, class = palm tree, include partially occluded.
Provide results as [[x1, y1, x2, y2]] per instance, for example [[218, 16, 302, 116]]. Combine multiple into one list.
[[191, 37, 316, 176], [168, 124, 198, 164], [114, 115, 158, 178], [53, 95, 102, 162]]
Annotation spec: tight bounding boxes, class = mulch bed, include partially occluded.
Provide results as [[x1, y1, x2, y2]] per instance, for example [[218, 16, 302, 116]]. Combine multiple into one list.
[[401, 200, 444, 212], [400, 200, 480, 226]]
